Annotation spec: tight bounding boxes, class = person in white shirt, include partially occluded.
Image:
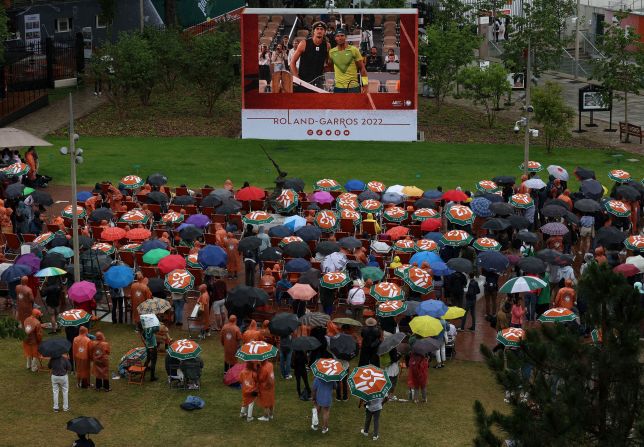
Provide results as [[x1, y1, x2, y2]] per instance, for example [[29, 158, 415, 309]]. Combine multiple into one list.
[[347, 280, 366, 322]]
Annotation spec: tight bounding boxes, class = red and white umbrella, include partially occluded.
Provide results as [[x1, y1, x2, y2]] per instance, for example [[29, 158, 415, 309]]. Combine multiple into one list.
[[315, 178, 342, 191], [538, 307, 577, 323], [510, 193, 534, 209], [314, 210, 339, 232], [92, 242, 115, 255], [320, 271, 351, 289], [415, 239, 439, 252], [272, 189, 298, 213], [236, 341, 278, 361], [119, 175, 144, 189], [624, 235, 644, 251], [360, 199, 383, 213], [340, 208, 362, 224], [604, 200, 631, 217], [371, 282, 404, 302], [412, 208, 439, 221], [441, 230, 473, 247], [496, 327, 526, 347], [162, 211, 184, 224], [367, 181, 386, 193], [403, 267, 434, 294], [376, 300, 407, 317], [383, 206, 408, 223], [445, 205, 474, 226], [393, 239, 415, 253], [519, 160, 543, 172], [242, 211, 274, 225], [279, 236, 304, 247], [608, 169, 631, 183], [167, 339, 202, 360], [476, 180, 500, 193], [336, 195, 358, 210], [473, 237, 501, 251]]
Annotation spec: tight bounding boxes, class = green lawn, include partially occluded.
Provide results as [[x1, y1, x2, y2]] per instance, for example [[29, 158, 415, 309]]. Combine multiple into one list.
[[41, 137, 642, 190], [0, 323, 506, 447]]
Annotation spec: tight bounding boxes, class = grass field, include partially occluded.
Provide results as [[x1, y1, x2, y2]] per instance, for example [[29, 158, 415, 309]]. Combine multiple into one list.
[[0, 323, 506, 447], [41, 136, 641, 190]]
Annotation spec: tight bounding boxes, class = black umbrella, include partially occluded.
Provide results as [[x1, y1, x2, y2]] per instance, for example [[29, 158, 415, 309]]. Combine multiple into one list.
[[490, 203, 513, 216], [492, 175, 516, 185], [507, 215, 530, 229], [581, 179, 603, 200], [67, 416, 103, 436], [292, 336, 322, 351], [298, 268, 321, 289], [147, 278, 166, 297], [482, 218, 511, 231], [259, 246, 283, 261], [89, 208, 113, 223], [596, 226, 628, 247], [515, 231, 538, 244], [563, 211, 579, 226], [616, 185, 640, 201], [268, 225, 293, 238], [339, 236, 362, 250], [412, 337, 443, 355], [329, 334, 358, 360], [147, 173, 168, 186], [239, 236, 262, 252], [358, 190, 380, 201], [284, 178, 305, 192], [554, 254, 574, 266], [476, 251, 509, 273], [625, 180, 644, 195], [200, 195, 222, 209], [316, 240, 341, 256], [179, 225, 203, 241], [480, 193, 504, 203], [146, 191, 169, 205], [50, 234, 70, 248], [5, 182, 27, 199], [215, 199, 242, 215], [377, 332, 406, 356], [574, 166, 595, 181], [518, 256, 546, 274], [76, 235, 94, 250], [541, 205, 567, 218], [226, 285, 269, 309], [283, 241, 311, 258], [285, 258, 311, 273], [404, 300, 420, 316], [536, 249, 563, 263], [211, 189, 234, 200], [30, 190, 53, 206], [447, 257, 473, 273], [574, 199, 601, 213], [295, 226, 322, 241], [413, 198, 436, 209], [543, 198, 569, 209], [268, 312, 300, 336], [41, 252, 66, 269], [38, 338, 71, 358], [173, 195, 196, 206]]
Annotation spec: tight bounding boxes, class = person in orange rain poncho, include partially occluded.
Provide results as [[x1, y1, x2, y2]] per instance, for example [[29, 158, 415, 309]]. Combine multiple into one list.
[[130, 272, 152, 325], [90, 331, 111, 391], [213, 223, 227, 247], [553, 279, 576, 310], [239, 361, 259, 421], [225, 233, 241, 279], [261, 320, 277, 345], [0, 199, 13, 234], [197, 284, 211, 339], [221, 315, 242, 373], [73, 326, 92, 388], [22, 308, 43, 372], [243, 319, 263, 343], [16, 276, 34, 327], [257, 359, 276, 421]]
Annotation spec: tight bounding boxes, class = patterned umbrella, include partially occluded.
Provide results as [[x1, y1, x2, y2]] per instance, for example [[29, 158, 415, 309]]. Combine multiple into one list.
[[393, 239, 416, 253], [340, 208, 362, 224], [320, 271, 351, 289], [119, 347, 147, 364], [496, 327, 526, 347], [538, 307, 577, 323], [186, 253, 200, 268], [272, 189, 299, 213], [164, 269, 195, 293], [242, 211, 274, 225], [314, 210, 339, 232], [608, 169, 631, 183], [167, 339, 202, 360], [441, 230, 473, 247], [476, 180, 500, 193], [126, 228, 151, 240], [119, 175, 145, 189], [409, 315, 443, 337], [403, 267, 433, 294], [57, 309, 92, 327], [415, 239, 439, 252], [445, 205, 474, 226], [499, 276, 547, 293], [299, 312, 330, 327], [383, 206, 408, 223], [359, 199, 383, 213], [311, 358, 348, 382], [540, 222, 569, 236], [119, 243, 141, 252], [624, 235, 644, 251], [367, 181, 386, 193], [161, 211, 184, 224], [137, 297, 171, 315], [604, 200, 631, 217], [336, 193, 359, 210], [91, 242, 116, 255], [510, 193, 534, 209], [519, 160, 543, 172], [33, 232, 55, 246], [348, 365, 392, 401], [376, 300, 407, 317], [591, 328, 602, 344], [119, 209, 150, 225], [470, 197, 494, 218], [315, 179, 342, 191], [279, 236, 304, 247], [371, 282, 404, 302], [473, 237, 501, 251], [0, 162, 29, 177], [393, 264, 411, 279], [61, 205, 86, 220], [236, 341, 278, 361], [412, 208, 439, 221]]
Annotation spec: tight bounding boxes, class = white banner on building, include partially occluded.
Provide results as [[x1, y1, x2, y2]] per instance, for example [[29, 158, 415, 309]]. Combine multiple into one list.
[[24, 14, 42, 51]]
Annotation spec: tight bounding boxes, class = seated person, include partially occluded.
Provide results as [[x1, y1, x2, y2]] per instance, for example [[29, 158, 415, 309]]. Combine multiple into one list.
[[155, 323, 173, 351], [181, 356, 204, 389], [382, 49, 399, 70], [165, 354, 182, 384], [259, 270, 276, 296], [365, 47, 383, 72]]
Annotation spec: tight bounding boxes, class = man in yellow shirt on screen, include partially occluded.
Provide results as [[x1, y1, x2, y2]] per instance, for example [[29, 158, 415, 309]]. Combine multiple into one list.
[[329, 29, 368, 93]]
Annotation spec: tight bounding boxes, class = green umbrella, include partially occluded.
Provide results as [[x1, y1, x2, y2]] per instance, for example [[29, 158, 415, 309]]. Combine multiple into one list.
[[61, 205, 87, 220], [48, 246, 74, 258], [320, 271, 351, 289], [167, 339, 202, 360], [119, 175, 145, 190], [499, 276, 547, 294], [496, 327, 526, 348], [242, 211, 274, 225], [35, 267, 68, 277], [164, 269, 195, 293], [348, 365, 392, 401], [119, 209, 150, 225], [57, 309, 92, 327], [311, 358, 348, 382], [119, 243, 141, 252], [236, 341, 278, 361], [361, 267, 384, 282], [537, 308, 577, 323], [370, 282, 404, 302], [376, 300, 407, 317], [142, 248, 170, 265], [33, 232, 55, 246]]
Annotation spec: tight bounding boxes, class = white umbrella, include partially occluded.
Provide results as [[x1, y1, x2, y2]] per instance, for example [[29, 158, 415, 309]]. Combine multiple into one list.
[[547, 165, 569, 181], [371, 241, 392, 254], [322, 252, 347, 273], [385, 184, 405, 195], [499, 276, 547, 293], [0, 128, 52, 147], [523, 178, 547, 189], [625, 255, 644, 272]]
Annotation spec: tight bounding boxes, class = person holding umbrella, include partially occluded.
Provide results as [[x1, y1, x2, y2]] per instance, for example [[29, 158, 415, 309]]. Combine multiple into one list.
[[90, 331, 111, 391], [41, 276, 64, 333], [22, 308, 43, 372], [407, 350, 428, 403], [359, 318, 382, 367], [73, 326, 92, 388], [196, 284, 211, 339]]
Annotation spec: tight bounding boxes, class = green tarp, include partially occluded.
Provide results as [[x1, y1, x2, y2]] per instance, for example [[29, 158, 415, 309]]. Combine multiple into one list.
[[152, 0, 245, 28]]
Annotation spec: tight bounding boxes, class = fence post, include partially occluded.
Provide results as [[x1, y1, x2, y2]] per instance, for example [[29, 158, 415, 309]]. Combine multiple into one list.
[[0, 65, 5, 99], [75, 32, 85, 74], [45, 37, 55, 88]]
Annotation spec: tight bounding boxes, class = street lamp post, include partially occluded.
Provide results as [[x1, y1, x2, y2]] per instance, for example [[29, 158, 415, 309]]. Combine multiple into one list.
[[523, 38, 531, 177]]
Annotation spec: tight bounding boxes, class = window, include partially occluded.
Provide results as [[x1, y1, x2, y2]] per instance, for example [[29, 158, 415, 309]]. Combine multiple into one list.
[[95, 15, 107, 29], [55, 18, 71, 33]]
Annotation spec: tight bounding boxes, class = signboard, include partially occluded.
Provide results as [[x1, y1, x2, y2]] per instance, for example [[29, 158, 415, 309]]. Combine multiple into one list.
[[82, 27, 93, 59], [578, 84, 611, 112], [508, 72, 525, 90], [241, 8, 418, 141], [24, 14, 42, 51]]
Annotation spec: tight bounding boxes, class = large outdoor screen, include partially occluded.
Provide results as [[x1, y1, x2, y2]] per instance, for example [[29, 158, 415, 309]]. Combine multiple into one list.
[[241, 8, 418, 141]]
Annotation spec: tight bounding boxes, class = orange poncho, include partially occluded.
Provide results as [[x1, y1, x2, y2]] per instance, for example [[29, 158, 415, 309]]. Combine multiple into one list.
[[73, 326, 92, 380], [197, 285, 210, 330], [240, 363, 258, 406], [221, 315, 242, 365], [257, 360, 275, 409], [242, 319, 262, 343], [16, 276, 34, 325], [90, 331, 111, 380], [225, 234, 241, 274], [22, 312, 42, 358], [130, 275, 152, 323]]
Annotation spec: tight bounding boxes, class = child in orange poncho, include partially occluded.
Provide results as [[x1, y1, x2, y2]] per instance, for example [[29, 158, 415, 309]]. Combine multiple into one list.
[[239, 361, 259, 421]]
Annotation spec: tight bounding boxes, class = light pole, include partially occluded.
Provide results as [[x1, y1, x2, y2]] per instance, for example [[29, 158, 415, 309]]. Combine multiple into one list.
[[523, 38, 531, 176], [574, 0, 581, 80]]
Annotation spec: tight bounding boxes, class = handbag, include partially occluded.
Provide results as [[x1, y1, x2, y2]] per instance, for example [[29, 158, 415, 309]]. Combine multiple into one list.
[[190, 303, 201, 319]]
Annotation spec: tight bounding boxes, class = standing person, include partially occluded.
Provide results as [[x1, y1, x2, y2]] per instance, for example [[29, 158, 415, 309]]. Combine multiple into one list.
[[24, 146, 38, 186], [73, 326, 92, 388], [270, 44, 290, 93], [348, 280, 366, 322], [407, 352, 429, 403], [258, 45, 272, 84], [22, 309, 43, 372], [319, 286, 335, 316], [90, 331, 111, 391], [142, 323, 159, 382], [49, 353, 72, 412], [109, 286, 125, 324], [15, 276, 34, 328], [461, 274, 480, 331], [293, 349, 311, 400], [239, 361, 259, 422], [207, 273, 228, 331], [359, 318, 382, 367], [225, 233, 241, 279], [257, 359, 276, 421], [553, 279, 576, 310], [197, 284, 210, 339], [510, 296, 526, 328], [130, 273, 152, 326], [360, 395, 386, 441], [243, 249, 258, 287], [221, 315, 242, 373], [290, 22, 331, 92], [483, 269, 500, 319], [171, 291, 186, 327], [243, 319, 263, 343], [328, 29, 368, 93], [65, 325, 80, 372], [279, 334, 293, 379], [311, 374, 336, 434], [384, 348, 401, 400]]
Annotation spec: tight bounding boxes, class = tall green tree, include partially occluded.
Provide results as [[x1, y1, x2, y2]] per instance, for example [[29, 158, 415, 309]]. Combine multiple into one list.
[[458, 63, 511, 128], [0, 5, 8, 65], [531, 81, 574, 153], [143, 27, 187, 92], [474, 263, 643, 446], [591, 11, 644, 142]]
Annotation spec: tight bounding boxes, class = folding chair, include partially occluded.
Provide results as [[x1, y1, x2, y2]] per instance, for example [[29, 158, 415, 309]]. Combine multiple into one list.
[[126, 358, 146, 385], [2, 233, 21, 258], [21, 233, 36, 243]]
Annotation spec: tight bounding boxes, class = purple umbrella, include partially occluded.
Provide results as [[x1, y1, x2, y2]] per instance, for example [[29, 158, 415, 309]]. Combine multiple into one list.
[[185, 214, 210, 229], [540, 222, 569, 236], [310, 191, 334, 205], [68, 281, 97, 303], [15, 253, 41, 275]]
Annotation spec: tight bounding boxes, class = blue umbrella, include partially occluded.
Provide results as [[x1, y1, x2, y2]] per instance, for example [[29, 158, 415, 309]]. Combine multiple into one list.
[[344, 179, 366, 191], [1, 264, 31, 282], [140, 239, 168, 253], [285, 258, 312, 273], [417, 299, 449, 318], [198, 245, 227, 268], [476, 251, 509, 273], [295, 225, 322, 241], [470, 197, 494, 218], [284, 215, 306, 231], [410, 251, 453, 276], [423, 232, 443, 243], [268, 225, 293, 238], [76, 191, 93, 202], [49, 246, 74, 258], [423, 190, 443, 200], [381, 192, 404, 205], [104, 265, 134, 288]]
